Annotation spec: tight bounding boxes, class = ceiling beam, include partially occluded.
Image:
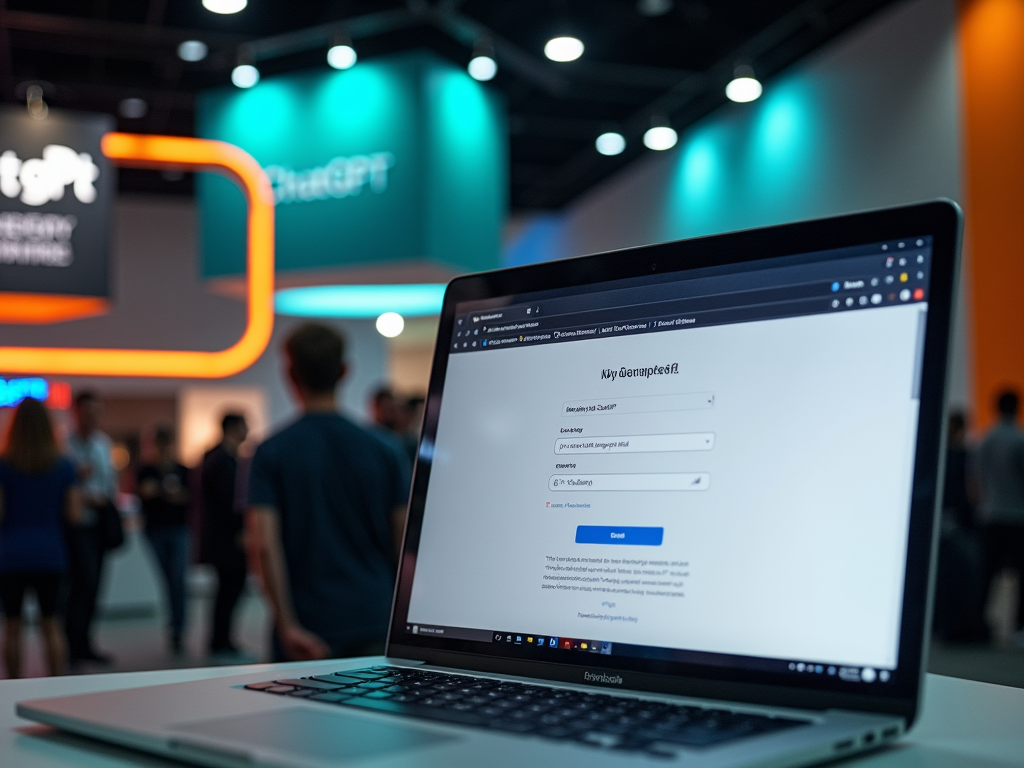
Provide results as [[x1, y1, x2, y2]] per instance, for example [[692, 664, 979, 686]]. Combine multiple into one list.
[[240, 8, 421, 63], [0, 9, 245, 50]]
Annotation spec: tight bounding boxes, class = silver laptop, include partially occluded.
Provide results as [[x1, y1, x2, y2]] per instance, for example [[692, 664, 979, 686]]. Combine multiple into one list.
[[19, 201, 962, 768]]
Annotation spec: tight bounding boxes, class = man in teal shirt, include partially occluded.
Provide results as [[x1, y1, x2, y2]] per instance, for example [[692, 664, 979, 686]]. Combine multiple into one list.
[[248, 324, 410, 661]]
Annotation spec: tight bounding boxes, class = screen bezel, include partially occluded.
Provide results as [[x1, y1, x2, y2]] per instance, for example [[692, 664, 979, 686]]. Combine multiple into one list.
[[387, 200, 962, 724]]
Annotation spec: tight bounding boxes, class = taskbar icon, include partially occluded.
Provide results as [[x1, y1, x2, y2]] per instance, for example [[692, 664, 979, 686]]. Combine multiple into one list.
[[491, 631, 612, 656]]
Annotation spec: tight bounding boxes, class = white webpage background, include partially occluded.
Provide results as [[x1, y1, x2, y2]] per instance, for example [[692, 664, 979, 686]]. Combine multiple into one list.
[[407, 304, 923, 669]]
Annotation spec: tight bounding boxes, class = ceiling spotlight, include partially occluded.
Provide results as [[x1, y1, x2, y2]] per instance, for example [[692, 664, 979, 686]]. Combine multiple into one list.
[[203, 0, 247, 13], [544, 36, 584, 62], [726, 65, 762, 103], [595, 132, 626, 156], [327, 44, 357, 70], [231, 64, 260, 89], [177, 40, 208, 62], [118, 98, 148, 119], [376, 312, 405, 338], [644, 125, 678, 151], [637, 0, 674, 16], [468, 55, 497, 81]]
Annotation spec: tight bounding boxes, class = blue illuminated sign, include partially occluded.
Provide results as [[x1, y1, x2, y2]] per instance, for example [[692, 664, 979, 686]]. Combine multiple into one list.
[[0, 377, 49, 408]]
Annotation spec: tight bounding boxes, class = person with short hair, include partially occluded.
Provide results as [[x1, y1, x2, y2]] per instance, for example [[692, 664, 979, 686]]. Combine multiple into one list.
[[248, 323, 411, 661], [974, 388, 1024, 642], [65, 390, 118, 666], [137, 426, 190, 654], [0, 397, 82, 677], [201, 412, 251, 661], [369, 385, 416, 491]]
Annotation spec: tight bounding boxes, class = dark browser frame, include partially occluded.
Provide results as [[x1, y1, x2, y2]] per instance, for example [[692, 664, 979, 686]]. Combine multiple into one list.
[[387, 201, 962, 725]]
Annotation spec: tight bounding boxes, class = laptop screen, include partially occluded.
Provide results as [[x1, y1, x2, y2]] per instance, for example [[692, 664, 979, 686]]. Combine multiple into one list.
[[399, 235, 934, 690]]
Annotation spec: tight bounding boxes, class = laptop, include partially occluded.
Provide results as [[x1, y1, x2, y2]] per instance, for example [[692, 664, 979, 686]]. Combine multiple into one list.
[[19, 200, 961, 768]]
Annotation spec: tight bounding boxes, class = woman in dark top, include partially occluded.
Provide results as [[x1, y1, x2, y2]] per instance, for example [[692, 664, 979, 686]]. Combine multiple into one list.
[[0, 397, 82, 677]]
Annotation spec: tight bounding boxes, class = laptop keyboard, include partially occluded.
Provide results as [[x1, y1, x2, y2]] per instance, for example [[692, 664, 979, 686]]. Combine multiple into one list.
[[244, 666, 809, 755]]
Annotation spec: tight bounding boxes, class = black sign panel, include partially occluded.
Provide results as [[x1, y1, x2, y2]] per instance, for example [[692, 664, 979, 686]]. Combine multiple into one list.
[[0, 107, 115, 297]]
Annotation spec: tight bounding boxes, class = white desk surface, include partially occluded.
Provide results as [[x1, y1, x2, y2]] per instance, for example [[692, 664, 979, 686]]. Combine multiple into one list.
[[0, 666, 1021, 767]]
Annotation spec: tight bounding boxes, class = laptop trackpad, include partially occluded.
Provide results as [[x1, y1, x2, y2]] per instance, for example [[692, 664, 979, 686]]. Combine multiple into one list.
[[171, 707, 457, 763]]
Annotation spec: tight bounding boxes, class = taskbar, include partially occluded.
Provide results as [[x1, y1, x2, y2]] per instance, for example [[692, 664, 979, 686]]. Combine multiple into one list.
[[402, 622, 895, 686]]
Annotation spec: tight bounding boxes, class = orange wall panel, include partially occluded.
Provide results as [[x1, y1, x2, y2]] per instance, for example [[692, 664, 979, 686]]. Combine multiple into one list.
[[959, 0, 1024, 427]]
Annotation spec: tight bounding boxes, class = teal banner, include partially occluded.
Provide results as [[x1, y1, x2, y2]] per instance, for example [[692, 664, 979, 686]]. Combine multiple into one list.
[[197, 51, 506, 278]]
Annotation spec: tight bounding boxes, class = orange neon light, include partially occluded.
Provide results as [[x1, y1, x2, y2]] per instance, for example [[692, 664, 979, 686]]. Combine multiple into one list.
[[0, 293, 111, 324], [0, 133, 275, 378]]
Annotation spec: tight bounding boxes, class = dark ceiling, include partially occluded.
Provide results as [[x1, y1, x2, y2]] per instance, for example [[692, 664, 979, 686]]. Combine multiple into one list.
[[1, 0, 896, 211]]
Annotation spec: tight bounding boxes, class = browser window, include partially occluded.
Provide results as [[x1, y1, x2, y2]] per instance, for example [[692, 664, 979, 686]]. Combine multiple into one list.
[[405, 238, 932, 686]]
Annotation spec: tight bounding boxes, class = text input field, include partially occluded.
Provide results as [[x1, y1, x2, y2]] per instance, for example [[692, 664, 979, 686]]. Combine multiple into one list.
[[562, 392, 714, 417], [548, 473, 711, 492], [554, 432, 715, 454]]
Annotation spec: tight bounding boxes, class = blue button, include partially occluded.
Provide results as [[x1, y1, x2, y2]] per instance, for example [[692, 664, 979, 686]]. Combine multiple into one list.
[[575, 526, 664, 546]]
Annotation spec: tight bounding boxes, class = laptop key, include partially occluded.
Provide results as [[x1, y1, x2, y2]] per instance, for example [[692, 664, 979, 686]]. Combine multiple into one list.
[[362, 691, 394, 700], [243, 682, 277, 691], [274, 679, 344, 691], [356, 681, 390, 690], [339, 670, 389, 680], [391, 693, 422, 703], [310, 674, 364, 686], [263, 686, 295, 694], [310, 692, 352, 703]]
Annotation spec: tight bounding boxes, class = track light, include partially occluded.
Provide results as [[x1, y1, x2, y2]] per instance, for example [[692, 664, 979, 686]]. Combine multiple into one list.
[[327, 45, 357, 70], [177, 40, 208, 62], [726, 65, 762, 103], [468, 55, 497, 81], [643, 120, 677, 151], [544, 36, 584, 62], [203, 0, 247, 13], [468, 38, 497, 82], [596, 132, 626, 156], [231, 64, 260, 89]]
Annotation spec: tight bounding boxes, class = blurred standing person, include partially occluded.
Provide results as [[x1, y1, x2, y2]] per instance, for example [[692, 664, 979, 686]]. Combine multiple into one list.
[[934, 412, 987, 641], [201, 413, 251, 662], [974, 389, 1024, 644], [249, 324, 410, 661], [370, 386, 415, 489], [370, 387, 410, 436], [66, 391, 117, 666], [0, 398, 81, 677], [137, 427, 190, 654], [404, 395, 426, 467]]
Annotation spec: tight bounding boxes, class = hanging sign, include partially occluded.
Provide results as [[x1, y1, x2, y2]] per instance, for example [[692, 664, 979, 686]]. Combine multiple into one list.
[[197, 51, 506, 281], [0, 107, 114, 322]]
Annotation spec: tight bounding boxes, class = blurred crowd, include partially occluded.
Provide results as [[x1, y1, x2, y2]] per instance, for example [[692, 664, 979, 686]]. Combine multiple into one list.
[[935, 390, 1024, 646], [2, 323, 1022, 680], [0, 323, 422, 678]]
